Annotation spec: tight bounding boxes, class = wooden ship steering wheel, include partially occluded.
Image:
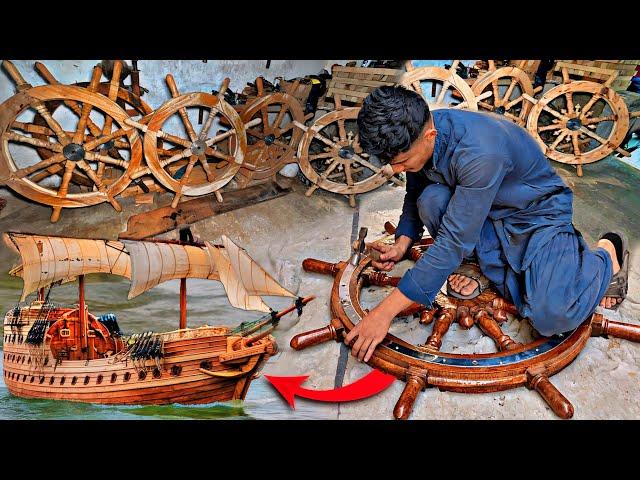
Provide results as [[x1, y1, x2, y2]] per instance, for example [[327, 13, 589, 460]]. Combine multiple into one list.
[[295, 95, 406, 208], [290, 224, 640, 419], [399, 61, 481, 111], [0, 61, 143, 222], [128, 74, 258, 208], [28, 62, 155, 202], [471, 60, 537, 126], [525, 68, 630, 177], [234, 77, 306, 188]]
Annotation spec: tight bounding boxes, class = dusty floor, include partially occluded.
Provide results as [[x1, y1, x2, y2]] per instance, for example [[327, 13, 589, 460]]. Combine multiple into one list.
[[0, 156, 638, 420]]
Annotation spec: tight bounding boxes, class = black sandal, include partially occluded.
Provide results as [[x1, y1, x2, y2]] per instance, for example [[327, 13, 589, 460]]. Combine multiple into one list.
[[447, 263, 491, 300], [600, 231, 630, 311]]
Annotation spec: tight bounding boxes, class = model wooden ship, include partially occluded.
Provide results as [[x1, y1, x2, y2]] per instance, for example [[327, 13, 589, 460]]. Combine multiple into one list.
[[2, 232, 312, 405]]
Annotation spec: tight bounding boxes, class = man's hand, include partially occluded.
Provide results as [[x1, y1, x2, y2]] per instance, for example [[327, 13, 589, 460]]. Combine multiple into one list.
[[344, 306, 393, 362], [343, 287, 414, 362], [369, 235, 412, 271]]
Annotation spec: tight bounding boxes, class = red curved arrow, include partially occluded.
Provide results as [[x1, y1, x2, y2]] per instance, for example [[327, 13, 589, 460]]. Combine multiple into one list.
[[264, 369, 396, 409]]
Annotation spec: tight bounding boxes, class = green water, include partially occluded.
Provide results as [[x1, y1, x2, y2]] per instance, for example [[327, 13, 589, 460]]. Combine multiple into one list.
[[0, 273, 326, 420]]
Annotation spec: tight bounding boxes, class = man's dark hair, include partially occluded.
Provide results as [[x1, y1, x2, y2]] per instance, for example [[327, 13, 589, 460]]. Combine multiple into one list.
[[357, 85, 430, 163]]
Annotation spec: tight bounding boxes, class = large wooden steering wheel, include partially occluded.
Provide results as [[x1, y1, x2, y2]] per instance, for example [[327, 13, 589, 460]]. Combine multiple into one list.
[[290, 224, 640, 419]]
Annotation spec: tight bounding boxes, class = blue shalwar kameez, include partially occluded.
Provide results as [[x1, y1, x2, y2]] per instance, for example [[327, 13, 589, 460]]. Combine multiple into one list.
[[395, 109, 612, 336]]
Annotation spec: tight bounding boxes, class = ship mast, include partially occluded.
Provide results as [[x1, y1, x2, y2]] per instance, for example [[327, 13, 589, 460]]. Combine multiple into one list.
[[79, 274, 89, 358], [180, 278, 187, 330], [178, 226, 193, 330]]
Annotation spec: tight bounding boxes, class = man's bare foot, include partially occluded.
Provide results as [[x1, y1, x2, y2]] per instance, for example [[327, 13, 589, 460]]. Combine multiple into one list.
[[448, 274, 479, 297], [597, 238, 622, 309]]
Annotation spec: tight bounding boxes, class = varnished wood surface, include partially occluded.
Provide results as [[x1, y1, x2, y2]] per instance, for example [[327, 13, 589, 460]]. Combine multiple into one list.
[[3, 309, 275, 404], [118, 179, 291, 240]]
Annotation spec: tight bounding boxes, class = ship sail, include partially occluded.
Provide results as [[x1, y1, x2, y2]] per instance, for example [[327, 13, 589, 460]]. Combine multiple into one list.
[[122, 240, 219, 299], [3, 232, 131, 301], [208, 235, 295, 313], [4, 232, 295, 313], [220, 235, 295, 298]]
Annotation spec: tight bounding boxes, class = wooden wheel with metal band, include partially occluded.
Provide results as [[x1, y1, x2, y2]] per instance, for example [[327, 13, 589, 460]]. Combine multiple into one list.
[[295, 99, 405, 207], [0, 78, 143, 221], [140, 75, 257, 208], [399, 61, 479, 111], [525, 75, 630, 176], [237, 77, 305, 187], [471, 61, 536, 126], [290, 224, 640, 419]]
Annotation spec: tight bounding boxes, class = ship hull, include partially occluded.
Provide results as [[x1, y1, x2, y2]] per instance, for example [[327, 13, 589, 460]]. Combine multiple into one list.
[[3, 310, 275, 405]]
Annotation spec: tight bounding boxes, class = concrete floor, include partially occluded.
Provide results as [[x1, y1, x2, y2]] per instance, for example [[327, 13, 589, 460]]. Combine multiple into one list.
[[0, 156, 638, 420]]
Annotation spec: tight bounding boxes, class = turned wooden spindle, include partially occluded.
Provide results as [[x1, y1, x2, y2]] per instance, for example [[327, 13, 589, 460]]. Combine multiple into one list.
[[526, 369, 574, 419], [591, 314, 640, 343], [96, 61, 122, 141], [475, 310, 520, 351], [394, 370, 427, 420], [364, 271, 400, 287], [50, 207, 63, 223], [108, 60, 123, 101], [492, 308, 508, 323], [165, 73, 181, 98], [302, 258, 344, 277], [425, 309, 455, 350], [256, 76, 265, 96], [2, 60, 31, 91], [407, 247, 424, 262], [166, 74, 198, 141], [419, 307, 438, 325], [34, 61, 58, 84], [456, 306, 474, 329], [492, 298, 519, 316], [397, 303, 427, 318], [72, 66, 103, 145], [218, 77, 231, 97], [384, 222, 396, 235], [290, 319, 344, 350]]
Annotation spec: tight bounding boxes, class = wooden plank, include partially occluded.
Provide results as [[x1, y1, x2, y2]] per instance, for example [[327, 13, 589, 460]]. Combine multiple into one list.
[[332, 66, 405, 76], [118, 179, 291, 240], [326, 87, 371, 99], [134, 192, 155, 205], [555, 61, 617, 77], [331, 77, 397, 88]]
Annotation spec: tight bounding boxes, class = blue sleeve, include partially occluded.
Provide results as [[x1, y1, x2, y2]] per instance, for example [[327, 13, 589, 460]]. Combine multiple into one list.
[[395, 171, 428, 242], [397, 154, 511, 307]]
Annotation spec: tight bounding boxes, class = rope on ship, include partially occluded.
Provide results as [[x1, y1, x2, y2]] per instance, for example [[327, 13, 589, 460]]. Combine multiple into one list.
[[119, 331, 165, 373], [26, 285, 56, 372]]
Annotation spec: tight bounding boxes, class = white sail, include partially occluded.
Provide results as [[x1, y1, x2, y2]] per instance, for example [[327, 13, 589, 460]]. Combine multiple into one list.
[[208, 242, 271, 313], [122, 240, 219, 299], [3, 233, 131, 301], [220, 235, 295, 298]]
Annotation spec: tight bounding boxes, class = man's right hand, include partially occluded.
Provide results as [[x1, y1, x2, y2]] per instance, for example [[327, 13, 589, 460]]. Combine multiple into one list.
[[369, 236, 411, 271]]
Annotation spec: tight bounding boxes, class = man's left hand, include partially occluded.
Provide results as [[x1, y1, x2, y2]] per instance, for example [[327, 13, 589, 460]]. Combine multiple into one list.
[[343, 306, 394, 362]]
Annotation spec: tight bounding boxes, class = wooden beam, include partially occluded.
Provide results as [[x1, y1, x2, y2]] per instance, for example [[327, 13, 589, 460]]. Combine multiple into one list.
[[332, 66, 404, 76], [118, 179, 292, 240]]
